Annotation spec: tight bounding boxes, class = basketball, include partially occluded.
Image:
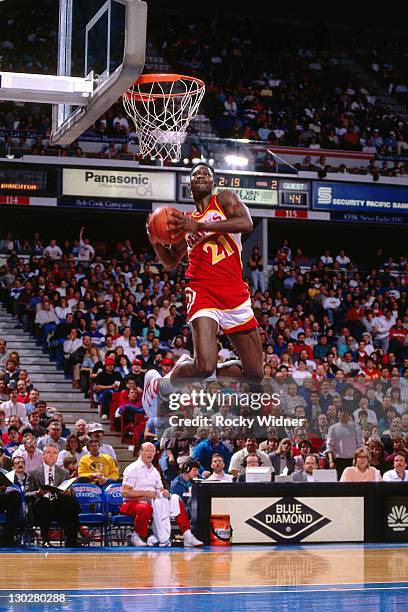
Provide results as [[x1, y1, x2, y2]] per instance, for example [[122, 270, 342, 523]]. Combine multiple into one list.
[[148, 207, 186, 245]]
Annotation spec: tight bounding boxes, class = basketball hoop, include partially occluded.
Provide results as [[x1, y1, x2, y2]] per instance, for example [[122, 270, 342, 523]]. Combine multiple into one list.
[[123, 73, 205, 161]]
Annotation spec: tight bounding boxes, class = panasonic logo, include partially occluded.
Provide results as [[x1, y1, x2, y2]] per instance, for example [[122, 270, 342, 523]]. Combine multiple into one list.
[[85, 171, 149, 185]]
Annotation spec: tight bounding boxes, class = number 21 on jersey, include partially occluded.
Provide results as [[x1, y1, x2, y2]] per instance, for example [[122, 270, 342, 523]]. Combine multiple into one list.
[[203, 235, 234, 265]]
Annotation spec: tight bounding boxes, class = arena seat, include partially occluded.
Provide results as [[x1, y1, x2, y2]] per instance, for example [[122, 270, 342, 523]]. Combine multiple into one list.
[[103, 483, 134, 546], [71, 483, 107, 546]]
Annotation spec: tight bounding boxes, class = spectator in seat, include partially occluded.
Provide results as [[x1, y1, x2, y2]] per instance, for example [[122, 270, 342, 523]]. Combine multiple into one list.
[[25, 444, 81, 548], [292, 454, 320, 482], [0, 444, 12, 471], [0, 410, 8, 436], [12, 432, 43, 471], [87, 423, 117, 461], [383, 453, 408, 481], [206, 453, 233, 482], [34, 298, 59, 351], [366, 438, 388, 475], [116, 387, 144, 429], [0, 338, 7, 370], [4, 425, 21, 457], [248, 246, 265, 293], [353, 397, 378, 425], [340, 447, 381, 482], [237, 453, 270, 482], [56, 434, 88, 467], [77, 439, 119, 486], [269, 438, 296, 475], [192, 426, 232, 475], [70, 335, 92, 390], [43, 239, 63, 260], [94, 356, 122, 421], [3, 360, 19, 387], [37, 420, 66, 452], [0, 384, 8, 403], [74, 419, 89, 446], [126, 359, 145, 393], [0, 388, 27, 423], [0, 461, 22, 546], [384, 436, 406, 464], [228, 436, 271, 478], [80, 344, 102, 396]]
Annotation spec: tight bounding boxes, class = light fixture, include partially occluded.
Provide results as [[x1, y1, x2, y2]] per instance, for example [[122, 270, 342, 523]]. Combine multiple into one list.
[[225, 154, 248, 167]]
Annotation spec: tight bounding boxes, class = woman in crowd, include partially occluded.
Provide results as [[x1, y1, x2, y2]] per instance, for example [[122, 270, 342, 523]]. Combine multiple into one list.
[[269, 438, 296, 475], [340, 447, 382, 482], [80, 345, 102, 396], [57, 434, 87, 467]]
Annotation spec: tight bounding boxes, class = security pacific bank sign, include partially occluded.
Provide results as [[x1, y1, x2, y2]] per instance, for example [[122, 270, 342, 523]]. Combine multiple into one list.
[[62, 168, 176, 201], [211, 496, 364, 543], [313, 181, 408, 215]]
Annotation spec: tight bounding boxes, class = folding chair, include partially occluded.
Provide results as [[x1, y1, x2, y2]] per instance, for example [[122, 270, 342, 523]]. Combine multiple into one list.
[[103, 483, 134, 546], [71, 483, 108, 546]]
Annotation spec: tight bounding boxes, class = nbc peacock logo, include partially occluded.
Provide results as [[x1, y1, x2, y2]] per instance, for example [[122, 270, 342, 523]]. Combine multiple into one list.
[[387, 505, 408, 532]]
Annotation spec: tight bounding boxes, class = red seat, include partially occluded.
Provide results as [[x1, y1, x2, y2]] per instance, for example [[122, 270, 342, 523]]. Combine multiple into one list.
[[109, 391, 123, 431]]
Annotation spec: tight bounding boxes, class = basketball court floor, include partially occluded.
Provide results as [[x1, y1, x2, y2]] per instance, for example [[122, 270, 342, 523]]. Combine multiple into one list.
[[1, 544, 408, 611]]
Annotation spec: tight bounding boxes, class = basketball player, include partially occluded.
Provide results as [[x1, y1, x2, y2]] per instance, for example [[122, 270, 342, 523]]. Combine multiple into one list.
[[143, 163, 263, 415]]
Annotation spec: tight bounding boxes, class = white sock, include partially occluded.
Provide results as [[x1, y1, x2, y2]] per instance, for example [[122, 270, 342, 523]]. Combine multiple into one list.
[[217, 359, 242, 371], [183, 529, 192, 538], [159, 375, 178, 397]]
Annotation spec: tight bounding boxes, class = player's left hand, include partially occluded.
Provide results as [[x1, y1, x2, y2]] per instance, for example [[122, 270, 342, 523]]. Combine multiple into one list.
[[168, 209, 200, 233], [161, 489, 170, 498]]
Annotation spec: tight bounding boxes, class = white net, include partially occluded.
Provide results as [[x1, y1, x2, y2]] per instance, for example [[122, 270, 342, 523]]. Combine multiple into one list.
[[123, 75, 205, 161]]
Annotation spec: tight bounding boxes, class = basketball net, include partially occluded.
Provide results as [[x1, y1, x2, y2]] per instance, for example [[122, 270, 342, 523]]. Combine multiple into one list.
[[123, 74, 205, 161]]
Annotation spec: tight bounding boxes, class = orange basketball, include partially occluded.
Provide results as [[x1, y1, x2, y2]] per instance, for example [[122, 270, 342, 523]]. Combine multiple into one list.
[[148, 207, 185, 245]]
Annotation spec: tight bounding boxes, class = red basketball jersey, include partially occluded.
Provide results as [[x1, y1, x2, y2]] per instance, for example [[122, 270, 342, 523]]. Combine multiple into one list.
[[185, 195, 250, 308]]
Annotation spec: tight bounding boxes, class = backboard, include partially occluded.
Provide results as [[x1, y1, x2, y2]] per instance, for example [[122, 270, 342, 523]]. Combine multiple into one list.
[[53, 0, 147, 144]]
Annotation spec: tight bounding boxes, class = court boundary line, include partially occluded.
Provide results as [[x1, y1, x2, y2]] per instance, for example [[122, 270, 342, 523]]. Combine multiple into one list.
[[1, 580, 408, 593], [2, 584, 408, 600]]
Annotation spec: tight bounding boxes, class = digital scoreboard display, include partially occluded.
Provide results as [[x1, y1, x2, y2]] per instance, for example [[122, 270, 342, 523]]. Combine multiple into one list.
[[0, 168, 47, 192], [178, 173, 310, 207]]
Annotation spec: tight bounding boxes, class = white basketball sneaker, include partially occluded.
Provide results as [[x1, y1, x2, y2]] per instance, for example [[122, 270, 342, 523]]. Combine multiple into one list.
[[130, 532, 147, 547], [183, 529, 204, 547], [142, 369, 162, 418], [147, 534, 159, 547]]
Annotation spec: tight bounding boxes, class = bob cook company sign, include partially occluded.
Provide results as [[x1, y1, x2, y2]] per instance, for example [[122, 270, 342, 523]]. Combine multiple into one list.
[[211, 496, 364, 543], [62, 168, 176, 201]]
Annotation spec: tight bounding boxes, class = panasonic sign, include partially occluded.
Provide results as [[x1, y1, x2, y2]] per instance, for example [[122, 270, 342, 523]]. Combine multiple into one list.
[[63, 168, 176, 201]]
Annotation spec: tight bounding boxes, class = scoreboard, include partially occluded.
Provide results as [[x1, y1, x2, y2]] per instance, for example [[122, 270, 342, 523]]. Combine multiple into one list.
[[178, 172, 310, 207]]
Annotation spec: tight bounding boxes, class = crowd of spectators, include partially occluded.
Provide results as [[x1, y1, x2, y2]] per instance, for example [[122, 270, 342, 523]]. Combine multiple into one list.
[[152, 14, 408, 160], [0, 226, 407, 544], [1, 5, 408, 175]]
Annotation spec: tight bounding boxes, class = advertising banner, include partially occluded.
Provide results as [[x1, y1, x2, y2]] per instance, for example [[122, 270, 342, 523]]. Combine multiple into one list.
[[313, 181, 408, 214], [58, 196, 152, 212], [211, 496, 364, 543], [383, 497, 408, 541], [62, 168, 176, 201]]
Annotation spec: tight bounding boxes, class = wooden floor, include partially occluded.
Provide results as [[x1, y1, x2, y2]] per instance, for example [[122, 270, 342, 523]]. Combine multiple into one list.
[[1, 546, 408, 588]]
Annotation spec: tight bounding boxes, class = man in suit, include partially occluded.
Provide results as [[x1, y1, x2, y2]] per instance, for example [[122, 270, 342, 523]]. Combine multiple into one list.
[[0, 465, 22, 546], [292, 454, 319, 482], [25, 443, 81, 547]]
